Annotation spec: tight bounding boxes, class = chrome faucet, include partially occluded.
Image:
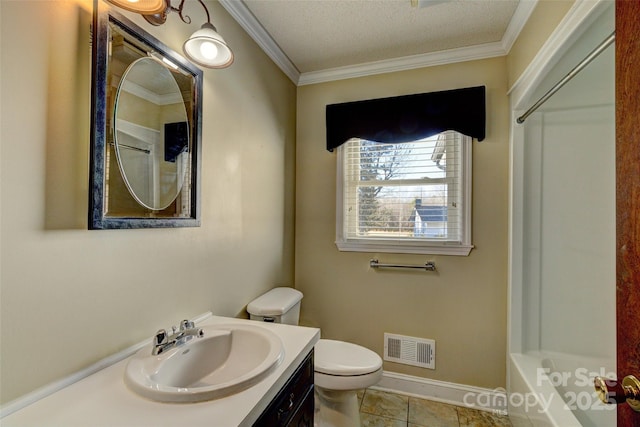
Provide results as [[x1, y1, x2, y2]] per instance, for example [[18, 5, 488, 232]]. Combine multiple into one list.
[[152, 319, 204, 355]]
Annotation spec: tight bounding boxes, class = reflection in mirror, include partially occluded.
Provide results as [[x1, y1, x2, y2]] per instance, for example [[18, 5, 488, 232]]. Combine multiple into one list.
[[114, 57, 189, 210], [90, 3, 202, 229]]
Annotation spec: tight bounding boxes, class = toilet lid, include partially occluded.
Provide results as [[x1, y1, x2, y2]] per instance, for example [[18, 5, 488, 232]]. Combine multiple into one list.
[[314, 339, 382, 376]]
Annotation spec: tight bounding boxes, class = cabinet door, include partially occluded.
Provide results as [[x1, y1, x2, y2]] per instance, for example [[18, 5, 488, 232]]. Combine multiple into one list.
[[287, 388, 314, 427], [254, 350, 314, 426]]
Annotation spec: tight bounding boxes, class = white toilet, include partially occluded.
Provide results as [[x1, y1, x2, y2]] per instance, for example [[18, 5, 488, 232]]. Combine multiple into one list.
[[248, 287, 383, 427]]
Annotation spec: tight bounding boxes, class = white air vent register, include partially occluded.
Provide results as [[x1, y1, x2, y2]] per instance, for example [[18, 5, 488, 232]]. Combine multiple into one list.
[[384, 333, 435, 369]]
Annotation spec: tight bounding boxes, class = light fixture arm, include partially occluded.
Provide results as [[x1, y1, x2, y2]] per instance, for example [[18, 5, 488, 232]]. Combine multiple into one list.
[[167, 0, 211, 25], [167, 0, 191, 24], [197, 0, 212, 25]]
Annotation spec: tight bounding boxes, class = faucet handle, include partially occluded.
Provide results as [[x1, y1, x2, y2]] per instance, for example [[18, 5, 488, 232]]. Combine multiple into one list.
[[179, 319, 195, 331], [154, 329, 168, 346]]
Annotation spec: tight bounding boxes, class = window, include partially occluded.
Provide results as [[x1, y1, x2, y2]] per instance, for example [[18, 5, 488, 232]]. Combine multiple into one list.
[[336, 131, 473, 255]]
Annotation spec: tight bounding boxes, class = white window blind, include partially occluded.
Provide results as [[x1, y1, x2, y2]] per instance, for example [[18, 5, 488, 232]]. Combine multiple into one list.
[[336, 131, 473, 256]]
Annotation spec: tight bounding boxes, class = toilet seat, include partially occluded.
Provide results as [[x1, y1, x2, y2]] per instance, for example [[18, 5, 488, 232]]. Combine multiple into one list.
[[314, 339, 382, 376], [314, 339, 383, 391]]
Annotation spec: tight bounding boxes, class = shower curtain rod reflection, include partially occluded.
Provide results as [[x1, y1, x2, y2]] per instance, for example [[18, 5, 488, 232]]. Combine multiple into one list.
[[516, 31, 615, 124], [109, 141, 151, 154]]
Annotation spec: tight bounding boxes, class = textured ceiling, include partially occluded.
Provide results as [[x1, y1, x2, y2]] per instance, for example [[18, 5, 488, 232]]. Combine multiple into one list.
[[242, 0, 521, 74]]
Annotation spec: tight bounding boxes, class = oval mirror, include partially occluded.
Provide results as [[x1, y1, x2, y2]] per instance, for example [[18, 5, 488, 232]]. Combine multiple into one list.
[[113, 57, 189, 211]]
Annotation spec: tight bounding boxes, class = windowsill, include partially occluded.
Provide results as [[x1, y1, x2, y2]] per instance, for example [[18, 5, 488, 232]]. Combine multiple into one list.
[[335, 240, 474, 256]]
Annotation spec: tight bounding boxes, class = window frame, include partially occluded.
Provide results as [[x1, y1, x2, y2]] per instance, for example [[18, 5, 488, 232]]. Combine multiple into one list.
[[335, 134, 474, 256]]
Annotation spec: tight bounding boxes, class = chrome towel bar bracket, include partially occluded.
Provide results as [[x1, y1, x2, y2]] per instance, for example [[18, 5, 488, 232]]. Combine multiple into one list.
[[370, 259, 436, 272]]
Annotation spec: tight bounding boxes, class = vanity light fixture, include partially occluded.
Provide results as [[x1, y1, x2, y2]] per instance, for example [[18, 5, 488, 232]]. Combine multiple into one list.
[[105, 0, 234, 69], [182, 5, 234, 69], [106, 0, 166, 14]]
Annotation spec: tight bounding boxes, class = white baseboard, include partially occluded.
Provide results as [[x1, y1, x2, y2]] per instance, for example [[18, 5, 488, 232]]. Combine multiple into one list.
[[372, 371, 508, 415]]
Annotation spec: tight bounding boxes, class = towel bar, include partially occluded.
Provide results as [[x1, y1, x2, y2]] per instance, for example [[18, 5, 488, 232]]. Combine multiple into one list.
[[369, 259, 436, 272]]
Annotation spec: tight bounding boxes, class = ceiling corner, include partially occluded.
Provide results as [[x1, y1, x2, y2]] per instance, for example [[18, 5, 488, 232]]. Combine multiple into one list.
[[501, 0, 539, 53], [218, 0, 301, 84]]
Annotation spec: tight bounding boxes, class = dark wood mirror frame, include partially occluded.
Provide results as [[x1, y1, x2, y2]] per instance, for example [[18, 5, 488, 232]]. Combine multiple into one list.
[[89, 1, 202, 229]]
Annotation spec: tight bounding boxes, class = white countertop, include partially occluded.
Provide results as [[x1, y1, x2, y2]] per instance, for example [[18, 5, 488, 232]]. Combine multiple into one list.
[[2, 316, 320, 427]]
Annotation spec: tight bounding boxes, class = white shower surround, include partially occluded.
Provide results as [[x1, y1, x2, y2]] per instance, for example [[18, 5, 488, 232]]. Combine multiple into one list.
[[508, 1, 616, 426]]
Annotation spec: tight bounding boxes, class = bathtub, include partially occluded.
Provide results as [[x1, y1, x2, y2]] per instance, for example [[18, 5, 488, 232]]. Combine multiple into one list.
[[508, 352, 616, 427]]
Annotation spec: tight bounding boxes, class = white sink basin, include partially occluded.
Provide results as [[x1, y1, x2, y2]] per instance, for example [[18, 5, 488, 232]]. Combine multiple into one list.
[[124, 323, 284, 403]]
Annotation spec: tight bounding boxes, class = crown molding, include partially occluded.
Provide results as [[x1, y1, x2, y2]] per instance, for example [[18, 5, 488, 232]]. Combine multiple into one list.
[[501, 0, 538, 53], [122, 80, 184, 105], [220, 0, 538, 86], [298, 42, 507, 86], [218, 0, 301, 83]]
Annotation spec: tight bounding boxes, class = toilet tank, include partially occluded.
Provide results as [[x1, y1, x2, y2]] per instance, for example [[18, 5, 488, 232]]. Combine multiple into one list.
[[247, 287, 303, 325]]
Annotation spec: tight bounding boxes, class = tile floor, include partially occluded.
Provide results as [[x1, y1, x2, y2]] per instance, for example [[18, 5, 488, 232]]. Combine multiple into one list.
[[357, 389, 513, 427]]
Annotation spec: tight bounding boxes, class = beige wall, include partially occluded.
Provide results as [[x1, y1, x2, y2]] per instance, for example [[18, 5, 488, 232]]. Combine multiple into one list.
[[0, 0, 578, 405], [0, 0, 296, 403], [507, 0, 575, 89], [290, 0, 576, 393], [295, 57, 510, 389]]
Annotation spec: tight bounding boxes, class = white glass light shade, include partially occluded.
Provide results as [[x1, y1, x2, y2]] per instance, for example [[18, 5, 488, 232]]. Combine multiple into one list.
[[106, 0, 167, 14], [183, 23, 234, 69]]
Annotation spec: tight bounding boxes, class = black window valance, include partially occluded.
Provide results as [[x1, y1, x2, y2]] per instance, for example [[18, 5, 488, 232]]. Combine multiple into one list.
[[326, 85, 485, 152]]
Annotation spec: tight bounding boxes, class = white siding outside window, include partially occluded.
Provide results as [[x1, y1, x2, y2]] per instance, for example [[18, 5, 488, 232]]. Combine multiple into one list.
[[336, 131, 473, 256]]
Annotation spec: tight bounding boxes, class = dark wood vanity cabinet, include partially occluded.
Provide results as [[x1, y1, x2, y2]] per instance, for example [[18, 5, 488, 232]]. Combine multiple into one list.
[[254, 350, 314, 427]]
